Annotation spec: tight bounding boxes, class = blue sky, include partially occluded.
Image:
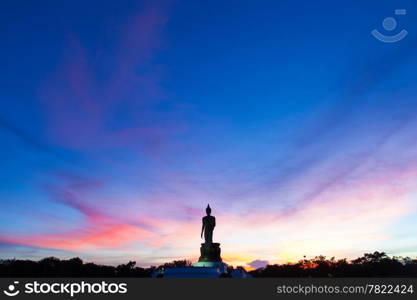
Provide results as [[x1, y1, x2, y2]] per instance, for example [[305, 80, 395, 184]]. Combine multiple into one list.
[[1, 0, 417, 267]]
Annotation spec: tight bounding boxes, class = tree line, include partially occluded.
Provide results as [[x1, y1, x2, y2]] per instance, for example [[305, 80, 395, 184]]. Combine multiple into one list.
[[250, 252, 417, 277], [1, 252, 416, 277]]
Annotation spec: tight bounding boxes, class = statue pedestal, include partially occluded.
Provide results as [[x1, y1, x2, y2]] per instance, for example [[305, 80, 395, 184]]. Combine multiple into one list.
[[198, 242, 222, 262], [191, 261, 228, 274]]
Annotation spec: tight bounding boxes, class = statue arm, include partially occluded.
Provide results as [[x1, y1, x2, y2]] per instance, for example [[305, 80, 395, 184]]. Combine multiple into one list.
[[201, 219, 205, 239]]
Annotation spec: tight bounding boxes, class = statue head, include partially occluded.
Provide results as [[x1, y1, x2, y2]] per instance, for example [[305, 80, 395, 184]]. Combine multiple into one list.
[[206, 204, 211, 215]]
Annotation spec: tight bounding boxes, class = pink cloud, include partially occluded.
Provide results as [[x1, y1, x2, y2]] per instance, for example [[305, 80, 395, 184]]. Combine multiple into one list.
[[0, 174, 161, 251], [0, 223, 152, 251]]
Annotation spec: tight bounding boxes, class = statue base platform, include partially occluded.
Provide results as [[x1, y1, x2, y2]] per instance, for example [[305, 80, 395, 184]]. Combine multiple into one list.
[[192, 261, 228, 274], [198, 242, 222, 262], [158, 263, 228, 277]]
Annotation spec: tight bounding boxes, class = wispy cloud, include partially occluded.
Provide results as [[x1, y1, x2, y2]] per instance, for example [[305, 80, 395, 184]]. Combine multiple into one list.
[[38, 0, 183, 156]]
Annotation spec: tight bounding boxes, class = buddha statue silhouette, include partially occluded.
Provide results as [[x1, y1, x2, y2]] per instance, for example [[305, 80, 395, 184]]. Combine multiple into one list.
[[196, 204, 222, 263], [201, 204, 216, 244]]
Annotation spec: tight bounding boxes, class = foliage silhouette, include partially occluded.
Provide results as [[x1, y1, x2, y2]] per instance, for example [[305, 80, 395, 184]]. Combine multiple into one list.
[[250, 252, 417, 277], [1, 252, 416, 277]]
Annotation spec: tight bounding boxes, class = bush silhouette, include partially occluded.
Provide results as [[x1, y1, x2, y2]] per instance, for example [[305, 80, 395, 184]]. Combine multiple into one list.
[[1, 252, 416, 277], [250, 252, 417, 277]]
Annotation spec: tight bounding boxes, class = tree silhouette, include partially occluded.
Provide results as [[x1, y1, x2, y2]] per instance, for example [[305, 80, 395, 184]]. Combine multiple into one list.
[[250, 252, 417, 277], [1, 252, 416, 277]]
